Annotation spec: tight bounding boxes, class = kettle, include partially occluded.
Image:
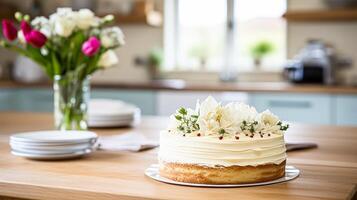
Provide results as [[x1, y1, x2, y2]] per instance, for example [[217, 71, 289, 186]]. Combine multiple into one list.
[[284, 39, 352, 84]]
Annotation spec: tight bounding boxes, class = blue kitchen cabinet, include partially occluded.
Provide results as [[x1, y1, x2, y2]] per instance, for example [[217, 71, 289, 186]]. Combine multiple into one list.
[[0, 88, 157, 115], [0, 89, 20, 111], [335, 95, 357, 126], [17, 89, 53, 112], [0, 89, 53, 112], [250, 93, 333, 124], [92, 89, 157, 115]]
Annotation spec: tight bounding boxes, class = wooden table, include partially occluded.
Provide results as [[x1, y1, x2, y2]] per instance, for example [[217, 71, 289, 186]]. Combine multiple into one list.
[[0, 112, 356, 200]]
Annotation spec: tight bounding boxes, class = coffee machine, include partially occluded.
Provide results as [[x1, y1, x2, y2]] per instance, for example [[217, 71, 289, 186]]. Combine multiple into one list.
[[284, 39, 351, 84]]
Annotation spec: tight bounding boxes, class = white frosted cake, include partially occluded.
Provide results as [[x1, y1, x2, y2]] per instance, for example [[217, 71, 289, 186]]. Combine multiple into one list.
[[158, 96, 289, 184]]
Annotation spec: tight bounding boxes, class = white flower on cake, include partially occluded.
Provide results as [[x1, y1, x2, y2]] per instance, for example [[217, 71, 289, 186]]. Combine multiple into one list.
[[168, 96, 289, 139], [259, 110, 279, 126]]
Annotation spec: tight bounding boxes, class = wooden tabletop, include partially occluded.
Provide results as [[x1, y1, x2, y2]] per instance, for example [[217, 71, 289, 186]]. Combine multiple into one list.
[[0, 112, 356, 200], [1, 80, 357, 94]]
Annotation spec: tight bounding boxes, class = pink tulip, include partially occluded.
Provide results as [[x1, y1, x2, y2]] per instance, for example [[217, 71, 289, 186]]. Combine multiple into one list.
[[20, 21, 31, 35], [20, 21, 47, 48], [82, 37, 101, 57], [25, 30, 47, 48], [2, 19, 17, 41]]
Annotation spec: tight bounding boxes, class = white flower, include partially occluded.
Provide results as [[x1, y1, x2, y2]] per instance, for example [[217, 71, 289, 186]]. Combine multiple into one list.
[[258, 110, 279, 126], [232, 102, 258, 123], [50, 8, 76, 37], [197, 96, 241, 134], [100, 27, 125, 48], [76, 9, 99, 30], [31, 16, 51, 37], [98, 50, 119, 68], [17, 31, 26, 44], [103, 14, 114, 22]]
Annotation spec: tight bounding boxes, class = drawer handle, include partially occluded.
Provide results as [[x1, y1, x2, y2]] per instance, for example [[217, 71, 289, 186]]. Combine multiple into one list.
[[268, 100, 311, 108]]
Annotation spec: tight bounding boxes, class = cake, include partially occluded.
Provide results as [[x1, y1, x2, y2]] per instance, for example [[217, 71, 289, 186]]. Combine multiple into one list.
[[158, 96, 289, 184]]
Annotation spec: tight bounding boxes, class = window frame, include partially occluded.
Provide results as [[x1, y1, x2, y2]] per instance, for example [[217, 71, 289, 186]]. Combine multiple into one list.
[[164, 0, 286, 72]]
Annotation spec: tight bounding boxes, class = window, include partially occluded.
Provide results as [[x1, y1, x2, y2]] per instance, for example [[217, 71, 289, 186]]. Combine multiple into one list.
[[164, 0, 286, 72]]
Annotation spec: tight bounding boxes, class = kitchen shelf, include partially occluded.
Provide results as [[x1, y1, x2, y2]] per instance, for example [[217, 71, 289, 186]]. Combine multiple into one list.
[[283, 9, 357, 22]]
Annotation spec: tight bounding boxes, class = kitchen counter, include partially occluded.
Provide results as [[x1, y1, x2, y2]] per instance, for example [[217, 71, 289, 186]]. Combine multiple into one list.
[[0, 112, 356, 200], [1, 80, 357, 94]]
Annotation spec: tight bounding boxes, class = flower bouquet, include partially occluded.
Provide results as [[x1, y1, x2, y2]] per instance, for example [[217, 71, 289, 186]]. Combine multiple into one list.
[[1, 8, 125, 130]]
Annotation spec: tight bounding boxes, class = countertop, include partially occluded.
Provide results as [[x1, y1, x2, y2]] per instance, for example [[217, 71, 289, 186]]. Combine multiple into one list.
[[0, 112, 356, 200], [1, 80, 357, 94]]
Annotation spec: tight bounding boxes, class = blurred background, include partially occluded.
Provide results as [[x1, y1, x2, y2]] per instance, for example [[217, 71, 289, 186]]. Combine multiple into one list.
[[1, 0, 357, 126]]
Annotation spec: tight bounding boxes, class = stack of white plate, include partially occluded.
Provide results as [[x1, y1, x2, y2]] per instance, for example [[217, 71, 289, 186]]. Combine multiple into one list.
[[10, 130, 98, 160], [88, 99, 141, 128]]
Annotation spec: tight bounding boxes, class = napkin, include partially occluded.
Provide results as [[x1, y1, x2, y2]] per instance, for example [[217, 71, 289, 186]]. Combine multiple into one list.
[[286, 143, 317, 152], [97, 132, 159, 152]]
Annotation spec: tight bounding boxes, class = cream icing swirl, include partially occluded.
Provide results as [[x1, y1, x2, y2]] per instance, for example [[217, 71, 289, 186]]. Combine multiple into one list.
[[159, 130, 287, 167]]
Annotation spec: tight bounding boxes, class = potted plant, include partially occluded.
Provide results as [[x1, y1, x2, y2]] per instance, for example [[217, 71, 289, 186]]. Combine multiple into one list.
[[0, 8, 125, 130], [250, 41, 274, 69]]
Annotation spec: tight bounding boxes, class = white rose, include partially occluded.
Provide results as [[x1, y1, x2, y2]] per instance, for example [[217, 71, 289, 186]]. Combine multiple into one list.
[[50, 8, 76, 37], [100, 27, 125, 48], [76, 9, 99, 30], [258, 110, 280, 126], [98, 50, 119, 68], [54, 17, 76, 37]]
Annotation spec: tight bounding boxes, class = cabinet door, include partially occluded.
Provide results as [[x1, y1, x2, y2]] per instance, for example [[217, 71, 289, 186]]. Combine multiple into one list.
[[17, 89, 53, 112], [92, 89, 157, 115], [250, 93, 332, 124], [0, 89, 53, 112], [0, 89, 18, 111], [335, 95, 357, 126]]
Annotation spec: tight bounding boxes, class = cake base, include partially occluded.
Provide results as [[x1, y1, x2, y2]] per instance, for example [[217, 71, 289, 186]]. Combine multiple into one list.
[[159, 160, 286, 184]]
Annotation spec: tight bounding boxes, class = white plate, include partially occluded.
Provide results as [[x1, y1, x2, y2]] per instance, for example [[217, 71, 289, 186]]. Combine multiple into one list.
[[89, 115, 135, 121], [145, 164, 300, 188], [11, 149, 93, 160], [11, 147, 95, 155], [10, 130, 98, 143], [88, 120, 135, 128], [10, 143, 96, 154], [10, 140, 97, 147], [10, 140, 95, 149]]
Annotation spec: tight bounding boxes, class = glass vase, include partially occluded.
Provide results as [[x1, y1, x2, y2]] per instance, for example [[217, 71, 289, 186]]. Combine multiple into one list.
[[54, 74, 90, 130]]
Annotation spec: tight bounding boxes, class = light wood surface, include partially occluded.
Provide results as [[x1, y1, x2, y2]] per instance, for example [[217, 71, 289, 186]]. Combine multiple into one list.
[[0, 112, 356, 200], [1, 80, 357, 94]]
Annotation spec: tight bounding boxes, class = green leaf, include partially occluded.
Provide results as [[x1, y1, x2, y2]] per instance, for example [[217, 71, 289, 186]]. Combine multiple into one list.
[[178, 107, 187, 115], [175, 115, 182, 121], [51, 52, 61, 75]]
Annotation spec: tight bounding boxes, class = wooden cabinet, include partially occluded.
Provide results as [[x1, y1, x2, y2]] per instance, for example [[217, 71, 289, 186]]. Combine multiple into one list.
[[334, 95, 357, 126], [250, 93, 333, 124]]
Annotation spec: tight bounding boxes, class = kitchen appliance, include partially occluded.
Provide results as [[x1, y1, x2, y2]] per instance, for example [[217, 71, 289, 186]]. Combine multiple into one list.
[[284, 40, 352, 84]]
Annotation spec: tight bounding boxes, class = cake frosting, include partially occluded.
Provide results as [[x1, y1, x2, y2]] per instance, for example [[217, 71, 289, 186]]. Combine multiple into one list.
[[158, 96, 289, 167], [159, 131, 286, 167]]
